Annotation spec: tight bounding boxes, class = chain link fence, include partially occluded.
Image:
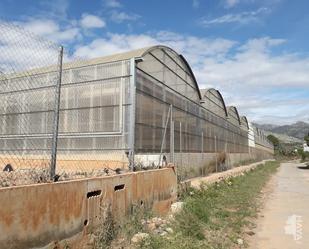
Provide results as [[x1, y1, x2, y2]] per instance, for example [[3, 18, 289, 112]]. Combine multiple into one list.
[[0, 21, 273, 187], [0, 21, 61, 186], [0, 21, 133, 187], [52, 51, 134, 180]]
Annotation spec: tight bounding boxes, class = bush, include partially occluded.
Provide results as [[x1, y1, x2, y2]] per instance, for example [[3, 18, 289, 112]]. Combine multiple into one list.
[[297, 148, 309, 162]]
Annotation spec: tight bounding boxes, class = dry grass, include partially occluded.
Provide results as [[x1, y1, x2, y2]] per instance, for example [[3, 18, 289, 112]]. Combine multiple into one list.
[[141, 161, 280, 249]]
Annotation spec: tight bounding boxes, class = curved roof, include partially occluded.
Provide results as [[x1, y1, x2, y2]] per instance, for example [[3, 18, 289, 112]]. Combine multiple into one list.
[[240, 116, 249, 130], [227, 106, 241, 126], [201, 88, 228, 117], [80, 45, 202, 99], [254, 127, 261, 137]]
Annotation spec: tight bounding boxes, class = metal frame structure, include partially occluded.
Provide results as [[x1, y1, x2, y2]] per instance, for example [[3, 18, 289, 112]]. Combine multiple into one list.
[[0, 44, 274, 178]]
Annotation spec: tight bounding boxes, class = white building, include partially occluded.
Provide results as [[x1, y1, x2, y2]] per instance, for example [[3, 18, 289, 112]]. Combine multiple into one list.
[[304, 141, 309, 152], [248, 122, 255, 148]]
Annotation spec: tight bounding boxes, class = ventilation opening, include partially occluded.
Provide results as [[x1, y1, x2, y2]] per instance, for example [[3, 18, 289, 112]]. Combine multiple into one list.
[[84, 219, 88, 226], [87, 190, 102, 198], [114, 184, 125, 191]]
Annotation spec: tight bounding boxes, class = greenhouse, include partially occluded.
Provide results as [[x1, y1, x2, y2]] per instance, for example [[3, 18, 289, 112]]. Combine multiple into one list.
[[0, 45, 273, 176]]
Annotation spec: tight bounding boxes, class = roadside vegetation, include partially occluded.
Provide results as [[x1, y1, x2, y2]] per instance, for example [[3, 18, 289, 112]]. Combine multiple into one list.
[[300, 132, 309, 162], [94, 161, 279, 249], [139, 161, 279, 249], [297, 148, 309, 162], [267, 134, 309, 161]]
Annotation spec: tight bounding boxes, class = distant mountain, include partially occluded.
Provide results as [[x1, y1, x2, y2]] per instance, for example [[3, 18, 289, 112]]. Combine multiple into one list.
[[263, 131, 302, 144], [254, 121, 309, 143]]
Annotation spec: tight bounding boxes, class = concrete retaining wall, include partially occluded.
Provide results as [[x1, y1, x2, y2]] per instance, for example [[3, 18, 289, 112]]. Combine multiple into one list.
[[135, 147, 273, 180], [0, 168, 177, 249], [187, 159, 274, 189]]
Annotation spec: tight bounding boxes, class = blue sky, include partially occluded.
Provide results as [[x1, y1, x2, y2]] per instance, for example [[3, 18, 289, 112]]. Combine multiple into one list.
[[1, 0, 309, 124]]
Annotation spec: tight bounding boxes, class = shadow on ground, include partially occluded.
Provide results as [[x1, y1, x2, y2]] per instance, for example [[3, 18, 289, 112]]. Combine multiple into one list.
[[297, 164, 309, 170]]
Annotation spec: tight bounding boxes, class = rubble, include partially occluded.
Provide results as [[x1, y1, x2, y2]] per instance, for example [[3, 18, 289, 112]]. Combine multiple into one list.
[[131, 232, 149, 244]]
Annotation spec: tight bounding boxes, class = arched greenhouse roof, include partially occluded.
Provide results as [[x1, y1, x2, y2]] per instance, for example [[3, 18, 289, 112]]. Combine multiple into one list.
[[227, 106, 241, 126], [200, 88, 228, 118], [240, 116, 249, 130], [79, 45, 202, 101]]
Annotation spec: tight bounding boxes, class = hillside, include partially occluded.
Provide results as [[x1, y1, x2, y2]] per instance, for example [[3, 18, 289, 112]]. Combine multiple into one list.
[[254, 121, 309, 143], [263, 131, 302, 144]]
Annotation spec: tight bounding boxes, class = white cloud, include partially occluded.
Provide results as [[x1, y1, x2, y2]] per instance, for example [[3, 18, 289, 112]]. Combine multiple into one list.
[[19, 19, 80, 43], [1, 16, 308, 125], [74, 31, 235, 61], [103, 0, 122, 8], [39, 0, 70, 19], [193, 0, 200, 8], [74, 34, 158, 58], [80, 14, 106, 29], [110, 11, 141, 23], [74, 32, 309, 124], [225, 0, 240, 8], [0, 21, 59, 73], [200, 7, 269, 26]]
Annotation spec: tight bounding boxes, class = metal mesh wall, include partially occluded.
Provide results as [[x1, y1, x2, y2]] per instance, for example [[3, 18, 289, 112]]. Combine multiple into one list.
[[135, 47, 249, 157], [0, 27, 273, 187], [0, 22, 135, 187], [202, 89, 227, 119], [0, 21, 60, 186], [54, 58, 133, 177]]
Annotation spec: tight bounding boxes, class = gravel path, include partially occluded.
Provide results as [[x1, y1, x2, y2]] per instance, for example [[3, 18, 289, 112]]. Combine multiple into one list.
[[250, 161, 309, 249]]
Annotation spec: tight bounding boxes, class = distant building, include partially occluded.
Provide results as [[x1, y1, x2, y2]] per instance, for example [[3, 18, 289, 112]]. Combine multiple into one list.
[[304, 141, 309, 152]]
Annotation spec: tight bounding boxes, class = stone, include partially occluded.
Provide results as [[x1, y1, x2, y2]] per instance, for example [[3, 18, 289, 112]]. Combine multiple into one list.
[[160, 223, 167, 228], [141, 219, 146, 225], [165, 227, 174, 234], [147, 222, 156, 231], [160, 231, 168, 236], [237, 238, 244, 245], [170, 202, 183, 214], [154, 218, 163, 228], [168, 214, 174, 220], [152, 217, 162, 224], [87, 234, 96, 245], [131, 233, 149, 244], [246, 231, 255, 236], [154, 228, 163, 234]]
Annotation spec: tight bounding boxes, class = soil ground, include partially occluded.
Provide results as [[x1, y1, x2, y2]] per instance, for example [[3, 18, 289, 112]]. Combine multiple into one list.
[[250, 161, 309, 249]]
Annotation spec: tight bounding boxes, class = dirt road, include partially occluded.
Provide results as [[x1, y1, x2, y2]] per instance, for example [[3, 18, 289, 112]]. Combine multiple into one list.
[[250, 161, 309, 249]]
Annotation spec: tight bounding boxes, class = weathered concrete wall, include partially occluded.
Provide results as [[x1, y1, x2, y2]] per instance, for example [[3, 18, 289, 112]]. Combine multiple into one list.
[[0, 168, 177, 249], [187, 159, 274, 189], [135, 148, 273, 180]]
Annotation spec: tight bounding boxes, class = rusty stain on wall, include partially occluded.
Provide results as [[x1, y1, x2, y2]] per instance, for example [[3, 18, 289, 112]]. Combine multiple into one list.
[[0, 168, 177, 249]]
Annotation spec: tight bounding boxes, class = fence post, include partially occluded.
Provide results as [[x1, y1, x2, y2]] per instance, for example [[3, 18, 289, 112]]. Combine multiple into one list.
[[201, 131, 204, 176], [178, 122, 183, 169], [215, 135, 218, 172], [50, 46, 64, 180], [128, 57, 136, 171], [170, 104, 174, 164], [159, 105, 171, 167]]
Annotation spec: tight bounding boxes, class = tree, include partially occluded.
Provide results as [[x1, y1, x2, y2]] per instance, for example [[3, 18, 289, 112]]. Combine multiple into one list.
[[267, 134, 280, 148], [304, 132, 309, 146]]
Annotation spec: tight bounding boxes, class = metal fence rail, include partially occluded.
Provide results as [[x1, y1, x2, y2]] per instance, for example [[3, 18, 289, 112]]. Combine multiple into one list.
[[50, 51, 134, 180]]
